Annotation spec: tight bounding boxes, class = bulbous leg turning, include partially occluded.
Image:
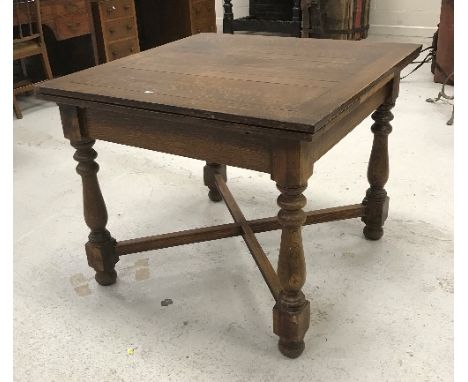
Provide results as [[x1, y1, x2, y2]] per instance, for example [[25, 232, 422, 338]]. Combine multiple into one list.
[[273, 183, 310, 358], [72, 139, 119, 285], [362, 103, 394, 240]]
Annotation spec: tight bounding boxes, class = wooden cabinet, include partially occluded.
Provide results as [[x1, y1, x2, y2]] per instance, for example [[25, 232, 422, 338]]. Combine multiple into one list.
[[99, 0, 135, 20], [89, 0, 140, 64], [190, 0, 217, 34], [103, 17, 138, 41], [90, 0, 216, 63], [136, 0, 216, 51], [55, 13, 90, 40], [107, 37, 140, 60], [433, 0, 454, 84]]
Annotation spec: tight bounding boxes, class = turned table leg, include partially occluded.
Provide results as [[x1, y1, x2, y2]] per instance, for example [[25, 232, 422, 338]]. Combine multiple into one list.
[[362, 103, 394, 240], [203, 162, 227, 202], [273, 183, 310, 358], [71, 139, 118, 285]]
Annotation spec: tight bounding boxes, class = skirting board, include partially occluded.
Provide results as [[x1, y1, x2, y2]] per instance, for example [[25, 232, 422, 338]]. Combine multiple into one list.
[[369, 25, 437, 38]]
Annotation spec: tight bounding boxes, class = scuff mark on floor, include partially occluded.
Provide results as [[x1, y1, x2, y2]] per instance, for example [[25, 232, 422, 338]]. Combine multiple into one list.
[[70, 273, 92, 297]]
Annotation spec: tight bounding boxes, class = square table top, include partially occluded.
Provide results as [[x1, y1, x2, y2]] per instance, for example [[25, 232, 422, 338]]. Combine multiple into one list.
[[36, 33, 420, 134]]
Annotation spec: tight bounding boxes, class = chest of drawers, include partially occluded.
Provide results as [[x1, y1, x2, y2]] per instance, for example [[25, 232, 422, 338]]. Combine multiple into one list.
[[136, 0, 216, 50], [189, 0, 216, 34], [89, 0, 140, 63]]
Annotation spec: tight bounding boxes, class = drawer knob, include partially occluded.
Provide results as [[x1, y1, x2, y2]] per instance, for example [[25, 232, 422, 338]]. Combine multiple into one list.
[[67, 23, 80, 31], [123, 4, 130, 10], [126, 24, 133, 31], [65, 3, 78, 12], [107, 5, 116, 14], [109, 28, 115, 34]]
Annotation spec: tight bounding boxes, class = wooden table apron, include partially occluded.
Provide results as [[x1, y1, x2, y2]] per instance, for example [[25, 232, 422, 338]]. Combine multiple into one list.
[[55, 69, 394, 183], [36, 33, 420, 359]]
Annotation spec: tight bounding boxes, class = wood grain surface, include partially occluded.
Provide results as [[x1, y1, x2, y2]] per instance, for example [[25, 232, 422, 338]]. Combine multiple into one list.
[[36, 33, 420, 133]]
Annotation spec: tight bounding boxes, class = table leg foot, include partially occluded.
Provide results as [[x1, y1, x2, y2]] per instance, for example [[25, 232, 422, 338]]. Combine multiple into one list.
[[273, 293, 310, 358], [363, 225, 383, 241], [85, 235, 118, 286], [204, 162, 226, 202], [362, 189, 389, 241], [362, 103, 393, 241], [208, 189, 223, 202], [278, 339, 305, 359], [95, 270, 118, 286]]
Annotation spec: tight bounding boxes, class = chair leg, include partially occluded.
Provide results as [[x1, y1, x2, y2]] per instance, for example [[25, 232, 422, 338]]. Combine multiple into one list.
[[292, 0, 302, 37], [13, 95, 23, 119], [223, 0, 234, 34], [41, 47, 53, 80], [20, 59, 28, 78]]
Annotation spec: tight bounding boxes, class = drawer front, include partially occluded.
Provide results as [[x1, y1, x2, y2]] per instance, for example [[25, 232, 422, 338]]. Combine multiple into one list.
[[191, 0, 216, 34], [106, 38, 139, 61], [60, 0, 88, 15], [99, 0, 135, 20], [42, 0, 87, 18], [103, 16, 138, 42], [55, 14, 91, 40]]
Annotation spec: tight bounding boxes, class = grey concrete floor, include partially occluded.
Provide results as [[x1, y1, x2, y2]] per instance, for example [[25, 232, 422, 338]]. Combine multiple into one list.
[[14, 36, 453, 381]]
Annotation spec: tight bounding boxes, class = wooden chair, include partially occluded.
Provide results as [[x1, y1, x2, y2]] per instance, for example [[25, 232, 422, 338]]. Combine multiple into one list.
[[223, 0, 371, 40], [13, 0, 52, 119], [223, 0, 302, 37]]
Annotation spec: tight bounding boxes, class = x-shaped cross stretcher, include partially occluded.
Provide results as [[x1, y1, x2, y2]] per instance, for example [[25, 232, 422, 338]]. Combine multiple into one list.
[[114, 174, 365, 302]]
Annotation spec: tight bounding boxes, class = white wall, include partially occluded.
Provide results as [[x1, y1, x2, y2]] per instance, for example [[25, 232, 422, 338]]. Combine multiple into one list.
[[369, 0, 441, 37], [214, 0, 442, 37]]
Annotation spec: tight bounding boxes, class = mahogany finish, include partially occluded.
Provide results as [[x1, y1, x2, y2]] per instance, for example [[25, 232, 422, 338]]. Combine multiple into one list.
[[36, 34, 420, 358]]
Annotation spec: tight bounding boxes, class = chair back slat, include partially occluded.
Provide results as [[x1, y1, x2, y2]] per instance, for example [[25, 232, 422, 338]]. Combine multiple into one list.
[[14, 2, 23, 38], [13, 0, 43, 41], [26, 1, 33, 35], [13, 0, 53, 119]]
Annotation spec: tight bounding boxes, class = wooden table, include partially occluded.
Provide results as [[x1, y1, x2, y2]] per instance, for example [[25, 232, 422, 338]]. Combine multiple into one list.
[[36, 34, 420, 358]]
